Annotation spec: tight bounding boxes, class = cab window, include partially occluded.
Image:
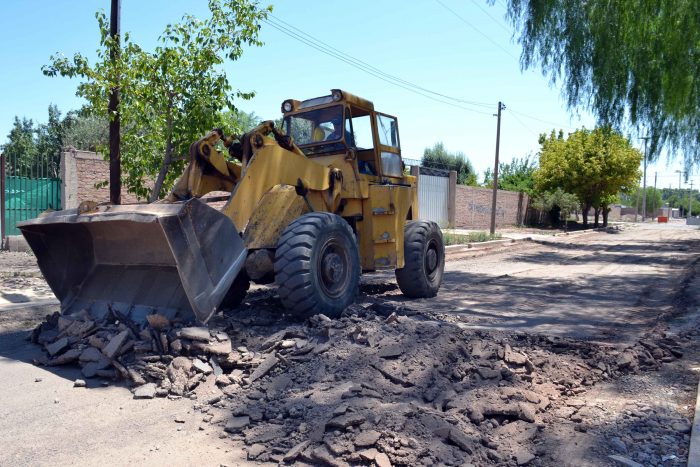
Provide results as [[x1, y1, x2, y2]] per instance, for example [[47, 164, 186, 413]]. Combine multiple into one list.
[[349, 114, 373, 150], [376, 114, 400, 149], [283, 106, 344, 146]]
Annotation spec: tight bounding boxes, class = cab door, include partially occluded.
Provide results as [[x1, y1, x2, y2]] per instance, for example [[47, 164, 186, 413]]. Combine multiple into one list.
[[373, 112, 403, 179]]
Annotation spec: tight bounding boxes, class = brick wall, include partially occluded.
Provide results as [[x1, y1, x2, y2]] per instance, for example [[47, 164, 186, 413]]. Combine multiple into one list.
[[61, 149, 144, 209], [454, 185, 529, 229]]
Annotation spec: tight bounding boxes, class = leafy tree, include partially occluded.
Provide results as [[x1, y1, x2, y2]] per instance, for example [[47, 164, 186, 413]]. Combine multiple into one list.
[[531, 188, 579, 228], [661, 187, 700, 216], [2, 105, 65, 178], [2, 117, 38, 176], [422, 142, 478, 185], [43, 0, 270, 201], [483, 154, 537, 194], [62, 110, 109, 153], [676, 190, 700, 217], [217, 109, 261, 135], [35, 104, 64, 177], [501, 0, 700, 169], [620, 186, 663, 217], [535, 127, 642, 227], [59, 108, 258, 155], [691, 196, 700, 217]]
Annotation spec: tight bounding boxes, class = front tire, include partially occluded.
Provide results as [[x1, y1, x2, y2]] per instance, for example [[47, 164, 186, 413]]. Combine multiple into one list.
[[274, 212, 360, 318], [395, 221, 444, 298]]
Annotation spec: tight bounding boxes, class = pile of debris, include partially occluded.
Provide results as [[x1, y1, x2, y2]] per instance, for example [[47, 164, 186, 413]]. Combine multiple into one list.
[[29, 295, 694, 466], [30, 307, 273, 399]]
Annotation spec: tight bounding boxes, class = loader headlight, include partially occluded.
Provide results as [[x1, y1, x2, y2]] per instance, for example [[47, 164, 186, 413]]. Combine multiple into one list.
[[332, 89, 343, 102], [282, 100, 294, 112]]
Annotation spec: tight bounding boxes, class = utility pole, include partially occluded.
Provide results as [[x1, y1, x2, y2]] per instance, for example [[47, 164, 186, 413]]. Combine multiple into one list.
[[109, 0, 122, 205], [652, 171, 657, 220], [675, 169, 684, 217], [640, 136, 650, 221], [489, 101, 505, 235], [690, 180, 695, 218]]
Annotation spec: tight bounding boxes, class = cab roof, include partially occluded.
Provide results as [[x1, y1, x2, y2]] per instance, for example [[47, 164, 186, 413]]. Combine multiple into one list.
[[282, 89, 375, 114]]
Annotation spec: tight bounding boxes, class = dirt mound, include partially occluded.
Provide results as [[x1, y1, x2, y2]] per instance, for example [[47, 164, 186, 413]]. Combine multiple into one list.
[[28, 282, 695, 466]]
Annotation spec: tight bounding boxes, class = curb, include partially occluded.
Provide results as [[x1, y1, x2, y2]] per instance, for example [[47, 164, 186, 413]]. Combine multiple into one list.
[[545, 225, 622, 238], [445, 237, 532, 261], [443, 226, 621, 262], [446, 237, 529, 252]]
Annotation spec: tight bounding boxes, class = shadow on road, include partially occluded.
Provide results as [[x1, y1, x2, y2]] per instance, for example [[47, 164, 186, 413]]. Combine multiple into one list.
[[0, 326, 105, 387]]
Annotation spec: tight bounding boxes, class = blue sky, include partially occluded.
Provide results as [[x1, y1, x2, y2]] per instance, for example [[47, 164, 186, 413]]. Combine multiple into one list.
[[0, 0, 693, 187]]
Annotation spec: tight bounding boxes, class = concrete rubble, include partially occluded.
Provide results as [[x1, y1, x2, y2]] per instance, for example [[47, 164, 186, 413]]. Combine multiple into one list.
[[28, 288, 696, 466]]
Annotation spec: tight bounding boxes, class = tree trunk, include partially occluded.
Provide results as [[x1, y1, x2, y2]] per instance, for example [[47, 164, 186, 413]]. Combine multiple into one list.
[[149, 101, 174, 203], [602, 206, 609, 227], [581, 203, 590, 228], [593, 207, 600, 228], [548, 206, 561, 227]]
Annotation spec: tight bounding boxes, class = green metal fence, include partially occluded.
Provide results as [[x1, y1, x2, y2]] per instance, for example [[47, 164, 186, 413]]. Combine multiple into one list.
[[1, 153, 61, 241]]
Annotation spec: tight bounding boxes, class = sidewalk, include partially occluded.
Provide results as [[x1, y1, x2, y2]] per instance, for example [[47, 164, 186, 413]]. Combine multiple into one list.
[[443, 225, 621, 241]]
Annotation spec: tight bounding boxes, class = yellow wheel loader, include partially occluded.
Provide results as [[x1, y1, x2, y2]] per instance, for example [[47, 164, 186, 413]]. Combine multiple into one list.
[[19, 90, 445, 324]]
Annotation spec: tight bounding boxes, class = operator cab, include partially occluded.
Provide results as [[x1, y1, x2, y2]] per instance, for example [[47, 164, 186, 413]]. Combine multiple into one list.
[[281, 89, 404, 180]]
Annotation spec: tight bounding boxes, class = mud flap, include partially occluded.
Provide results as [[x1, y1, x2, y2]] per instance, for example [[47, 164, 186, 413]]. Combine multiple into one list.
[[18, 199, 247, 324]]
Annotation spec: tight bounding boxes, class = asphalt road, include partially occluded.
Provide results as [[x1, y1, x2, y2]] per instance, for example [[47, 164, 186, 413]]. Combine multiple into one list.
[[0, 222, 698, 466], [395, 223, 700, 343]]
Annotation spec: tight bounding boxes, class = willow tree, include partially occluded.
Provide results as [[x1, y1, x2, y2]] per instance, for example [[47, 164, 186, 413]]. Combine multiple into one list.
[[535, 127, 642, 227], [502, 0, 700, 171]]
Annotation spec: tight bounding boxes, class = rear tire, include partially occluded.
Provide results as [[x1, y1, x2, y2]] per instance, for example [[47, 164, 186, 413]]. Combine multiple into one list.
[[395, 221, 444, 298], [220, 272, 250, 309], [274, 212, 360, 318]]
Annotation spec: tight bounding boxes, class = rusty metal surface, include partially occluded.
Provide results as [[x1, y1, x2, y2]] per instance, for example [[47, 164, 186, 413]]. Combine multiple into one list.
[[18, 198, 246, 324]]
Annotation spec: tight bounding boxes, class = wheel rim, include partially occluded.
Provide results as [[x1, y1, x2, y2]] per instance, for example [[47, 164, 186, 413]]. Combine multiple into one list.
[[317, 237, 351, 299], [424, 238, 440, 280]]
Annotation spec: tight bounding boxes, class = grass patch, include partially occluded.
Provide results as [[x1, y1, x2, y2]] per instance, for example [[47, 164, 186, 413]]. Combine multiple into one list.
[[443, 230, 502, 245]]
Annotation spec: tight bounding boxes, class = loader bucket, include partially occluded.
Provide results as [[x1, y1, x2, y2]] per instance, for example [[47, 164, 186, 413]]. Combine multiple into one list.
[[18, 198, 247, 324]]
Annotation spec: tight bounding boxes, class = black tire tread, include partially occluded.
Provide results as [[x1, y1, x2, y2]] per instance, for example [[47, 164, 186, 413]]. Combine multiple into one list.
[[274, 212, 360, 318], [395, 220, 445, 298]]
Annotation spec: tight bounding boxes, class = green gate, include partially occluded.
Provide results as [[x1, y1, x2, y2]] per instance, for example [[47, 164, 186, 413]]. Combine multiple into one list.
[[1, 153, 61, 241]]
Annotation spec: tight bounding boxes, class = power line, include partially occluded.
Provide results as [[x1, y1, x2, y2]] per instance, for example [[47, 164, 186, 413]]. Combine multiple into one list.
[[262, 9, 581, 131], [264, 15, 493, 113], [434, 0, 518, 60], [508, 110, 539, 137], [263, 19, 492, 116], [469, 0, 511, 35], [508, 107, 577, 131], [269, 14, 493, 109]]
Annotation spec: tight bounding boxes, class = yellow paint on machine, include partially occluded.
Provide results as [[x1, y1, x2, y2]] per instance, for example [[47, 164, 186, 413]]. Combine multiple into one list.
[[221, 138, 335, 231], [243, 185, 309, 249], [368, 184, 411, 269]]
